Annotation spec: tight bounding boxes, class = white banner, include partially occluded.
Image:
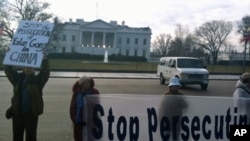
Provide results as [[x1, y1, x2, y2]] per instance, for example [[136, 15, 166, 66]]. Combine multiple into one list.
[[84, 95, 250, 141], [3, 20, 54, 68]]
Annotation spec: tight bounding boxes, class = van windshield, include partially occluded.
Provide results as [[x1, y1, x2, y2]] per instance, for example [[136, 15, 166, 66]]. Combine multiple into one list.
[[177, 59, 203, 68]]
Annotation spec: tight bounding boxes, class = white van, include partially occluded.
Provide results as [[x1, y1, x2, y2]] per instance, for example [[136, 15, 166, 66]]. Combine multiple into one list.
[[156, 57, 209, 90]]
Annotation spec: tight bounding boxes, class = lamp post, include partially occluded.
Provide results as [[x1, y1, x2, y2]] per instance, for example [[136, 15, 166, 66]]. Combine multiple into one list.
[[242, 29, 250, 73], [81, 44, 84, 54]]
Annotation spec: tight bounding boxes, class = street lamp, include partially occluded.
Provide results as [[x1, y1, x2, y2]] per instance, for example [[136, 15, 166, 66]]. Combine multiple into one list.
[[242, 28, 250, 73], [80, 44, 84, 54]]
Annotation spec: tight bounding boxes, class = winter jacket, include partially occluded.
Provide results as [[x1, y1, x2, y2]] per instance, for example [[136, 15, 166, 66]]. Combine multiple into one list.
[[4, 59, 50, 116], [233, 80, 250, 119], [70, 78, 99, 141], [233, 80, 250, 98]]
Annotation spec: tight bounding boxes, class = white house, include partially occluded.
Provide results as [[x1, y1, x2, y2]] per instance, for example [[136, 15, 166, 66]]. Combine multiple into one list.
[[49, 19, 152, 60]]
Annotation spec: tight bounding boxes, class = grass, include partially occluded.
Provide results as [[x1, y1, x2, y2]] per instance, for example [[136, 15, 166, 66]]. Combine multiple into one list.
[[1, 57, 250, 74], [49, 59, 250, 74], [49, 59, 157, 72]]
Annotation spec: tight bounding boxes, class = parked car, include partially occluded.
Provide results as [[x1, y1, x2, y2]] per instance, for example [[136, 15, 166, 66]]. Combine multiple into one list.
[[157, 57, 209, 90]]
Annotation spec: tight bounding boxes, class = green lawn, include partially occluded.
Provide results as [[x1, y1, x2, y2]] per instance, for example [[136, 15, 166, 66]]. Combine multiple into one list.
[[0, 58, 249, 74], [49, 59, 250, 74], [49, 59, 157, 72]]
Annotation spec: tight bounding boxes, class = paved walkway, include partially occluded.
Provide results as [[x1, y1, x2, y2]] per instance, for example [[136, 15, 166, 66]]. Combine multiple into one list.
[[0, 70, 240, 80]]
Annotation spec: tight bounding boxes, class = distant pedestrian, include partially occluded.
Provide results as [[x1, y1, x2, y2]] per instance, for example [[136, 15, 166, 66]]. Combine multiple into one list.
[[158, 77, 188, 141], [233, 72, 250, 123], [4, 52, 50, 141], [70, 76, 100, 141]]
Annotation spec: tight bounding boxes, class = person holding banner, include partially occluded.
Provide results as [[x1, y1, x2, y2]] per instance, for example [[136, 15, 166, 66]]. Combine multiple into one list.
[[233, 72, 250, 123], [4, 51, 49, 141], [158, 77, 188, 141], [70, 76, 100, 141]]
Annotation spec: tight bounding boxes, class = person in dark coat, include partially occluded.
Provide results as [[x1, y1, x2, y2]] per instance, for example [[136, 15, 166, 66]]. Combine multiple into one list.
[[4, 54, 50, 141], [70, 76, 100, 141], [158, 77, 188, 141]]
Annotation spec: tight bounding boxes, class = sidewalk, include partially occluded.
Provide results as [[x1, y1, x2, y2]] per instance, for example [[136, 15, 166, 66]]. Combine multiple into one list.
[[0, 70, 240, 80]]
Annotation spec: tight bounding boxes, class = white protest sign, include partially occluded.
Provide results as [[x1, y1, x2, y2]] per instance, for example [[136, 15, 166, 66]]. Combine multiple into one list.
[[3, 20, 54, 68], [84, 95, 250, 141]]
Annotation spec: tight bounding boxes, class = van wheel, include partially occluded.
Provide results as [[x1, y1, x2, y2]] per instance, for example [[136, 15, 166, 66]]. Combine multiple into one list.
[[200, 84, 208, 90], [160, 74, 165, 85]]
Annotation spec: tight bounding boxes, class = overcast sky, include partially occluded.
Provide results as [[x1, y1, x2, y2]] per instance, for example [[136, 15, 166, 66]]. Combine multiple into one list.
[[42, 0, 250, 50]]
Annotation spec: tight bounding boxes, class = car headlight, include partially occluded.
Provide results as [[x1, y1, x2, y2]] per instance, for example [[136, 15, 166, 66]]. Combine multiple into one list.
[[180, 73, 188, 78], [203, 74, 209, 79]]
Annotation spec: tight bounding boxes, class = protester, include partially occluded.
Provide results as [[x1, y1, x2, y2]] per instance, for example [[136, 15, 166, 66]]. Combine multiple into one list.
[[163, 76, 183, 95], [70, 76, 100, 141], [233, 72, 250, 123], [4, 52, 50, 141], [158, 77, 188, 141]]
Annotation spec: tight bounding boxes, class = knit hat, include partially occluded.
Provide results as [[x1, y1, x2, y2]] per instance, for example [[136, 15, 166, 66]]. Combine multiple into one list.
[[240, 72, 250, 80], [78, 76, 91, 86], [168, 77, 181, 87]]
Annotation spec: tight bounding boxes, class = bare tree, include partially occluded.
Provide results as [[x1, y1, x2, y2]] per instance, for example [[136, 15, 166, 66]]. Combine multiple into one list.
[[47, 17, 64, 52], [168, 24, 192, 56], [238, 15, 250, 72], [194, 20, 233, 64], [1, 0, 53, 40], [151, 34, 172, 57]]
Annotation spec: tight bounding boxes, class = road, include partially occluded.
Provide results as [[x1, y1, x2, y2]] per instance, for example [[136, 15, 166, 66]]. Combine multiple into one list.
[[0, 77, 237, 141]]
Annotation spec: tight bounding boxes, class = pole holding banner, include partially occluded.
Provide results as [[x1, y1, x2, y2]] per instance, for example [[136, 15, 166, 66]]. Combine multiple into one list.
[[3, 20, 54, 68]]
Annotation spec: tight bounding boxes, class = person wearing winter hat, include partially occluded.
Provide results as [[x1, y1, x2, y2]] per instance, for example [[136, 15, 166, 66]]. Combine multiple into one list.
[[163, 76, 182, 95], [159, 76, 187, 141], [233, 72, 250, 122], [70, 76, 100, 141]]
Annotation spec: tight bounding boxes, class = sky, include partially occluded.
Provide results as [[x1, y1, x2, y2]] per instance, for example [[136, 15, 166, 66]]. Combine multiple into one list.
[[41, 0, 250, 51]]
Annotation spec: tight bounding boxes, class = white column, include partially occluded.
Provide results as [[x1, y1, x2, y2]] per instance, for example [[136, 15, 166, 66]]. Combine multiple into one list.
[[113, 32, 117, 55], [79, 32, 82, 53], [91, 32, 95, 47], [103, 32, 106, 47], [113, 32, 117, 48], [79, 32, 82, 46]]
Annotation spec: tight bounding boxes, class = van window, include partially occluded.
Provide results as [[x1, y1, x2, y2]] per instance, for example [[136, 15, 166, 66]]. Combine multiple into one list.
[[165, 60, 169, 66], [177, 59, 203, 68], [168, 59, 172, 67], [168, 59, 176, 67], [159, 60, 165, 66]]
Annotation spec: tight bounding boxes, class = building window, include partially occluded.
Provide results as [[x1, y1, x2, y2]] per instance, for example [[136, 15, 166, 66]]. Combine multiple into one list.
[[143, 38, 147, 45], [126, 49, 129, 56], [126, 38, 130, 44], [134, 49, 137, 56], [72, 35, 76, 42], [62, 34, 66, 41], [62, 47, 66, 53], [143, 50, 146, 57], [135, 38, 138, 45]]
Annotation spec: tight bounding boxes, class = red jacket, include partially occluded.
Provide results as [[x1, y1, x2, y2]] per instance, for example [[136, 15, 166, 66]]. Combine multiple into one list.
[[70, 78, 99, 141]]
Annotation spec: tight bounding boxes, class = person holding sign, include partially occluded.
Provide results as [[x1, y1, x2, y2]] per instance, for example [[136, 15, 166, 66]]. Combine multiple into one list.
[[158, 77, 188, 141], [4, 51, 49, 141], [70, 76, 100, 141]]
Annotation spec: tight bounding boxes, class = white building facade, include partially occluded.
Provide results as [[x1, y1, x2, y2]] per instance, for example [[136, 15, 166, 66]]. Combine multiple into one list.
[[49, 19, 152, 60]]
